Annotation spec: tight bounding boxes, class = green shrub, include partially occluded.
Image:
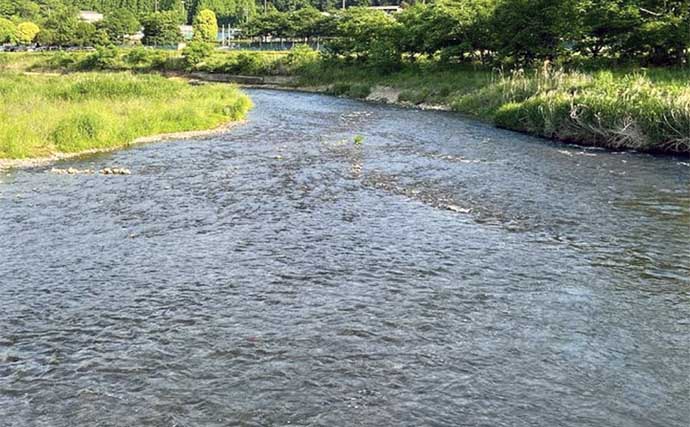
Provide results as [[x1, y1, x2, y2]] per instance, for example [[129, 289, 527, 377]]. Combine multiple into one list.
[[182, 41, 214, 69], [284, 45, 320, 72], [225, 52, 272, 75], [80, 46, 121, 70], [123, 48, 170, 70], [347, 83, 371, 99]]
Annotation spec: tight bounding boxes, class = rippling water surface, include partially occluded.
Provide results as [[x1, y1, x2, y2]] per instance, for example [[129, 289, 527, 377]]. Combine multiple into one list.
[[1, 89, 689, 426]]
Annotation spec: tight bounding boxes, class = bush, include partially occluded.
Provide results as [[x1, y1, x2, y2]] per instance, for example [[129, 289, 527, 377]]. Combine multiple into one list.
[[225, 52, 272, 75], [79, 46, 121, 70], [284, 45, 320, 71], [182, 41, 213, 69], [142, 12, 182, 47], [0, 18, 16, 44], [327, 82, 370, 99], [15, 22, 40, 44], [348, 83, 372, 98]]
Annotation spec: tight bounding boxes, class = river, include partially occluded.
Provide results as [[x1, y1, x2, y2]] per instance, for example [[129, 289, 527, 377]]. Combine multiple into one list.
[[1, 89, 689, 426]]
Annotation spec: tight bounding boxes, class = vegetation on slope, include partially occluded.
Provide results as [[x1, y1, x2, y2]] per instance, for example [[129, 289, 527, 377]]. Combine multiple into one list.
[[0, 71, 251, 159]]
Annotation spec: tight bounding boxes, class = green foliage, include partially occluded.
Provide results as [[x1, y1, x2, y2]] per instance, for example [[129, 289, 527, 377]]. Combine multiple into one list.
[[489, 69, 690, 152], [0, 71, 252, 158], [193, 9, 218, 43], [327, 81, 371, 99], [0, 17, 15, 43], [39, 7, 81, 47], [182, 40, 213, 68], [492, 0, 578, 63], [284, 44, 319, 70], [15, 21, 39, 44], [225, 51, 270, 74], [193, 0, 255, 26], [80, 46, 120, 70], [327, 8, 398, 61], [122, 47, 171, 69], [100, 9, 140, 45], [142, 11, 183, 46]]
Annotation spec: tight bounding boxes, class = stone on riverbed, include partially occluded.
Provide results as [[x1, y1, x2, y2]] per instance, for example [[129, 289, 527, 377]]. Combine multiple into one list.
[[100, 167, 131, 175], [51, 167, 93, 175], [51, 167, 131, 175]]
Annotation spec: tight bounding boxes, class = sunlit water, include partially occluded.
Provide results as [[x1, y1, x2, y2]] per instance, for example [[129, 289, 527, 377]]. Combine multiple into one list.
[[1, 89, 689, 426]]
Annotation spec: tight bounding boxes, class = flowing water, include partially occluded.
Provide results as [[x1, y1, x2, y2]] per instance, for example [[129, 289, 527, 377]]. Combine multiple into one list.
[[1, 89, 689, 426]]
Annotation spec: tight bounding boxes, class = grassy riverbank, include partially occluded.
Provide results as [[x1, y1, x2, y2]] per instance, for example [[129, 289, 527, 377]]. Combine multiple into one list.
[[298, 64, 690, 154], [0, 70, 251, 159], [3, 49, 689, 154]]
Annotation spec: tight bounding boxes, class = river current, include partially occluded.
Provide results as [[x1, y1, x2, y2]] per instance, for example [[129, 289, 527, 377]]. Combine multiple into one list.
[[1, 89, 689, 426]]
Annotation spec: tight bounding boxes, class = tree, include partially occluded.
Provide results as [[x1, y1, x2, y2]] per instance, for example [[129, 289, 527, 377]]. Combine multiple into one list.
[[577, 0, 640, 59], [492, 0, 580, 63], [327, 7, 401, 70], [243, 8, 289, 39], [182, 39, 213, 67], [100, 9, 140, 45], [193, 8, 218, 42], [623, 0, 690, 65], [39, 7, 81, 47], [15, 21, 39, 44], [287, 6, 321, 41], [142, 11, 183, 46], [193, 0, 256, 25], [397, 0, 497, 63], [0, 17, 16, 43]]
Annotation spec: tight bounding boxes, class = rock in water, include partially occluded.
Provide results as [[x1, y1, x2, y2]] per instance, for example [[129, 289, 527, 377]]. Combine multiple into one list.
[[100, 167, 131, 175], [446, 204, 471, 214]]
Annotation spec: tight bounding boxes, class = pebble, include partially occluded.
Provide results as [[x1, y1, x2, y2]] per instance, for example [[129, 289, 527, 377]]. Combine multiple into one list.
[[52, 167, 131, 175], [51, 167, 94, 175], [100, 167, 131, 175]]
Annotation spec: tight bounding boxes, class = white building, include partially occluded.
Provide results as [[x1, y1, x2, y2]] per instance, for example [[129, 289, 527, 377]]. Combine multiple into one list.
[[78, 10, 104, 24]]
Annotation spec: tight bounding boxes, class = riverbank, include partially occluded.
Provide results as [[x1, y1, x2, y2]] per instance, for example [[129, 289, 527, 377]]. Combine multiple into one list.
[[3, 50, 689, 155], [0, 120, 245, 171], [0, 71, 251, 162], [292, 65, 690, 155], [179, 68, 690, 155]]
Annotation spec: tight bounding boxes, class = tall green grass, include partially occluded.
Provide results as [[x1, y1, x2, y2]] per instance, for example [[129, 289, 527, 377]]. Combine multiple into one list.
[[296, 61, 690, 154], [3, 50, 688, 153], [457, 68, 690, 153], [0, 72, 251, 159]]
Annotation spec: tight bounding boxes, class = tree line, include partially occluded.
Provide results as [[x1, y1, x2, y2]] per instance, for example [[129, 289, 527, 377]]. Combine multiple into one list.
[[245, 0, 689, 67], [1, 0, 688, 67]]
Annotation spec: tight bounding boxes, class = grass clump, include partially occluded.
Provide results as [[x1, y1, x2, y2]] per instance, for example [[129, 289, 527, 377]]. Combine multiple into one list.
[[0, 71, 252, 159], [476, 69, 690, 153]]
